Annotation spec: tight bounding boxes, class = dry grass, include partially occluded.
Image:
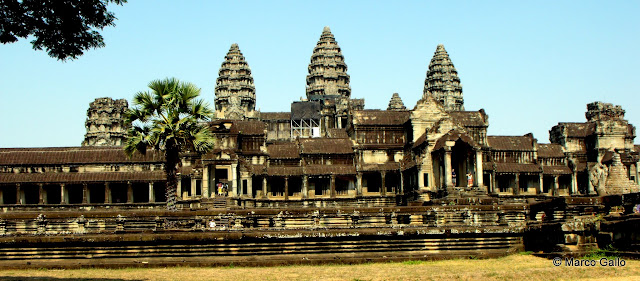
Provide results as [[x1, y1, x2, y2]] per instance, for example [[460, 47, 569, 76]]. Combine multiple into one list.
[[0, 255, 638, 281]]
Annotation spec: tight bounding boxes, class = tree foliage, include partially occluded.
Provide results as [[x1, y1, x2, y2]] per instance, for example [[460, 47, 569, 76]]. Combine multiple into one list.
[[0, 0, 126, 60], [124, 78, 215, 211]]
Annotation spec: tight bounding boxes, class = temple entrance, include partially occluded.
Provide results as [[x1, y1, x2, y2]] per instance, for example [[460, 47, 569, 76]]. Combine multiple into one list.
[[450, 140, 475, 187]]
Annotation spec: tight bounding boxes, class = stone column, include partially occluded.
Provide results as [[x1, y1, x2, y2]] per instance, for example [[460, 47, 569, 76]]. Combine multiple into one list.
[[380, 171, 387, 196], [284, 176, 289, 200], [302, 175, 309, 199], [127, 182, 133, 203], [82, 183, 89, 204], [553, 175, 559, 197], [0, 187, 3, 205], [16, 184, 22, 205], [148, 182, 155, 203], [177, 177, 183, 199], [513, 174, 520, 195], [38, 183, 45, 204], [399, 171, 404, 195], [475, 150, 484, 187], [202, 165, 210, 198], [190, 177, 197, 199], [231, 164, 238, 197], [60, 184, 68, 204], [262, 177, 268, 199], [104, 182, 111, 204], [356, 173, 363, 196], [444, 147, 453, 188], [247, 177, 254, 198], [330, 175, 336, 198], [538, 174, 544, 195], [571, 172, 578, 195]]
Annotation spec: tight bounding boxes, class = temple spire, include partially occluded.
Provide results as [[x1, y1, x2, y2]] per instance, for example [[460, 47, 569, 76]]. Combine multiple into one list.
[[214, 43, 258, 120], [387, 93, 406, 110], [306, 26, 351, 100], [424, 44, 464, 111]]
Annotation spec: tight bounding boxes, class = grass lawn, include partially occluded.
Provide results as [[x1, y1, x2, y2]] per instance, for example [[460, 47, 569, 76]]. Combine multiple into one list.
[[0, 254, 637, 281]]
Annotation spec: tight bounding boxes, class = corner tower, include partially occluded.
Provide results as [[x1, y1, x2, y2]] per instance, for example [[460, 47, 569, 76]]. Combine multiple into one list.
[[306, 26, 351, 100], [387, 93, 406, 110], [214, 43, 258, 120], [424, 44, 464, 111], [82, 97, 129, 146]]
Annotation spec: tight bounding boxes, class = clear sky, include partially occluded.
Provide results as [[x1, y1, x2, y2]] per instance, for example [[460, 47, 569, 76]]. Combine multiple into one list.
[[1, 1, 638, 147]]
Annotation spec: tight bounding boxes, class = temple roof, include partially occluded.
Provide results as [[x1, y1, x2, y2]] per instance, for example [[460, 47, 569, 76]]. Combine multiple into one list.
[[229, 120, 266, 135], [387, 93, 406, 110], [424, 44, 464, 111], [433, 130, 480, 150], [267, 142, 300, 159], [299, 138, 353, 154], [0, 171, 165, 184], [306, 26, 350, 99], [537, 143, 565, 158], [352, 110, 411, 126], [449, 110, 488, 127], [260, 112, 291, 120], [487, 135, 535, 151], [0, 147, 163, 165]]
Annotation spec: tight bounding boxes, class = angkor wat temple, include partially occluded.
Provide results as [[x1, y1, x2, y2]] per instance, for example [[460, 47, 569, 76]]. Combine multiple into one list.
[[1, 26, 637, 207], [0, 27, 638, 267]]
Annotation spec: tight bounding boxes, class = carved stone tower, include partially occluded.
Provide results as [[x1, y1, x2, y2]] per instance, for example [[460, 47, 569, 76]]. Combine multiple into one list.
[[387, 93, 406, 110], [424, 44, 464, 111], [82, 97, 129, 146], [214, 43, 258, 120], [306, 26, 351, 100]]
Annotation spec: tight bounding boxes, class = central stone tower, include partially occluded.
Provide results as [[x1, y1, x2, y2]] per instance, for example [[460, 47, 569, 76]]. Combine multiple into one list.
[[424, 44, 464, 111], [306, 26, 351, 100], [214, 43, 258, 120]]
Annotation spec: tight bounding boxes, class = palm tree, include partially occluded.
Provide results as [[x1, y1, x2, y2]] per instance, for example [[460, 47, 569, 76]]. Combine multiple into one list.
[[124, 78, 214, 211]]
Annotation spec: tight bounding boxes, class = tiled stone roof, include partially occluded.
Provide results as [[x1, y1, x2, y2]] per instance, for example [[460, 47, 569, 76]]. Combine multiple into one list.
[[0, 147, 163, 165]]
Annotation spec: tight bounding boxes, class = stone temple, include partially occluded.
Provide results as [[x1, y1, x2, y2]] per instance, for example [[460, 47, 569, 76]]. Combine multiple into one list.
[[0, 26, 638, 207]]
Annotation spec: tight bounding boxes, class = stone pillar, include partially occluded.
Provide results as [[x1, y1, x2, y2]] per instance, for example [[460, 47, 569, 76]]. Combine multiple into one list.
[[302, 175, 309, 199], [330, 175, 336, 198], [177, 177, 183, 199], [444, 147, 453, 188], [60, 184, 68, 204], [356, 173, 363, 196], [571, 172, 578, 195], [202, 165, 210, 198], [380, 171, 387, 196], [247, 177, 254, 198], [148, 182, 155, 203], [231, 164, 238, 197], [262, 177, 268, 199], [82, 183, 89, 204], [538, 174, 544, 195], [0, 187, 3, 205], [513, 174, 520, 195], [16, 184, 22, 205], [475, 150, 484, 187], [284, 176, 289, 200], [127, 182, 133, 203], [399, 171, 404, 195], [104, 182, 111, 204], [190, 177, 197, 199], [553, 175, 559, 197], [38, 183, 45, 204]]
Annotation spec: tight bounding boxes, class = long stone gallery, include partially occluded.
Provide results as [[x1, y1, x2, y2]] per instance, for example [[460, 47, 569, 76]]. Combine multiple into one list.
[[0, 27, 638, 268]]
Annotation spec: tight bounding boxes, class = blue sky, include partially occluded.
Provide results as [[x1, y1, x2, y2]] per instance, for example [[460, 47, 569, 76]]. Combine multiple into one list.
[[0, 1, 638, 147]]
